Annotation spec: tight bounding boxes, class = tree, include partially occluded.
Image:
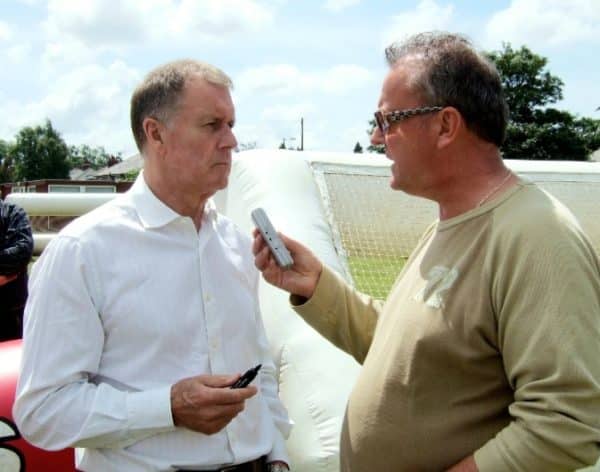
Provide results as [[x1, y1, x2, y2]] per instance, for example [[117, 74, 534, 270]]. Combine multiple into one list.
[[11, 120, 70, 180], [366, 118, 384, 154], [236, 141, 257, 152], [121, 169, 141, 181], [488, 44, 563, 124], [488, 44, 599, 160], [0, 139, 14, 183], [68, 144, 122, 170], [353, 141, 363, 153]]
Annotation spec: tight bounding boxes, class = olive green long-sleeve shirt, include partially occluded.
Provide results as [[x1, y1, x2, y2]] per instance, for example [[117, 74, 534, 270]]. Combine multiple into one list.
[[294, 181, 600, 471]]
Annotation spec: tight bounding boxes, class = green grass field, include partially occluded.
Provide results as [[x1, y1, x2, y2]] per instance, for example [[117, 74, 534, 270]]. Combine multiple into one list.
[[347, 254, 407, 300]]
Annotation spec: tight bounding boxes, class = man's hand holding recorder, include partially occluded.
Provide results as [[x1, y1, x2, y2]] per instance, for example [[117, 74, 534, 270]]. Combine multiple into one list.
[[251, 208, 321, 301]]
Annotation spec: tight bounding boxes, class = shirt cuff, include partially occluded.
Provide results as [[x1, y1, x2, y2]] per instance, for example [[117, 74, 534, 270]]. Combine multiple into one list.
[[126, 386, 175, 431], [474, 439, 510, 471], [290, 265, 344, 329]]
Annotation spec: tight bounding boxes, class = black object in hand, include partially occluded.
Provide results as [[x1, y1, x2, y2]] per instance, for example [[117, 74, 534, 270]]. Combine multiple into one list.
[[230, 364, 262, 389]]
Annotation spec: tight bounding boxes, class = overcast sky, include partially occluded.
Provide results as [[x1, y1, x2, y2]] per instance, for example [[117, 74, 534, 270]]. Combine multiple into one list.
[[0, 0, 598, 158]]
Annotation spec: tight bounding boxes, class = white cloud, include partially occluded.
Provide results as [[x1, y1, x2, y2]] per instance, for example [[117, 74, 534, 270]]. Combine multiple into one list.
[[42, 0, 147, 72], [323, 0, 361, 12], [169, 0, 273, 37], [234, 63, 375, 151], [0, 21, 12, 41], [42, 36, 96, 72], [233, 101, 314, 150], [41, 0, 274, 77], [6, 44, 32, 63], [0, 23, 31, 65], [0, 60, 141, 154], [46, 61, 140, 152], [44, 0, 273, 52], [382, 0, 454, 47], [46, 0, 146, 47], [485, 0, 600, 49], [235, 63, 373, 97], [235, 64, 300, 96], [321, 65, 372, 94]]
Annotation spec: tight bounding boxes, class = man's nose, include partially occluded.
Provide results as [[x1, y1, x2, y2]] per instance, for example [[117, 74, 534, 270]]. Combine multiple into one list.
[[371, 125, 384, 146], [221, 126, 238, 149]]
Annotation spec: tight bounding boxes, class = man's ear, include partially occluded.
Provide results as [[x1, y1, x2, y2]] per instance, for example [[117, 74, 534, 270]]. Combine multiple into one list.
[[436, 107, 461, 149], [143, 117, 166, 155]]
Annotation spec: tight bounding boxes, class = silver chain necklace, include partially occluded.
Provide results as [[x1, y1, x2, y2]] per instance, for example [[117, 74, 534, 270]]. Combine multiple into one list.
[[478, 170, 512, 207]]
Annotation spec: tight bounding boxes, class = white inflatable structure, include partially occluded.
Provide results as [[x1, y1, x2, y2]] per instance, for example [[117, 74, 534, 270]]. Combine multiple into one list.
[[7, 150, 600, 471], [214, 151, 366, 471]]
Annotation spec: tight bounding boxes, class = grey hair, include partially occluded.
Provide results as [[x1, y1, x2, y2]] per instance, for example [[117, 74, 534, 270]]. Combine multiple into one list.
[[130, 59, 233, 152], [385, 32, 508, 146]]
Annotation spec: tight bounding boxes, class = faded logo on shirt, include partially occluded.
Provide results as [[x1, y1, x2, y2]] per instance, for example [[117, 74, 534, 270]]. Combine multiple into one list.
[[414, 265, 458, 309]]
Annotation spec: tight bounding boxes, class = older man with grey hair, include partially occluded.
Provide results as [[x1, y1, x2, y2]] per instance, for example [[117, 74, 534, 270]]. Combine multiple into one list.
[[14, 60, 291, 472]]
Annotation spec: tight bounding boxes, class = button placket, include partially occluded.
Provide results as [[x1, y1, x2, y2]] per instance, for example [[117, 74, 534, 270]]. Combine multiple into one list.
[[198, 230, 227, 375]]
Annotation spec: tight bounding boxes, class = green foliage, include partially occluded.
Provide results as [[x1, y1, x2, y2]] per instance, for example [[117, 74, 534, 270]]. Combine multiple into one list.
[[575, 117, 600, 153], [237, 141, 257, 152], [353, 141, 363, 153], [366, 118, 384, 154], [504, 110, 597, 160], [487, 44, 563, 123], [68, 144, 122, 170], [488, 44, 599, 160], [11, 120, 70, 180], [0, 139, 13, 182], [121, 169, 141, 181], [1, 120, 124, 182]]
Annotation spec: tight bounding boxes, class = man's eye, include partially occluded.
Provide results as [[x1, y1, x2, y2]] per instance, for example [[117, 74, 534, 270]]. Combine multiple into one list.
[[203, 120, 233, 130]]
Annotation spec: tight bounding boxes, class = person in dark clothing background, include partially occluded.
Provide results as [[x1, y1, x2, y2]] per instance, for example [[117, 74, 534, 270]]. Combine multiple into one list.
[[0, 198, 34, 341]]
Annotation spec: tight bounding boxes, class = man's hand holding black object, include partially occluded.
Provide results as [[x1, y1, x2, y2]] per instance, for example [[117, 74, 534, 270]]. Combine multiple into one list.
[[171, 374, 257, 435], [252, 230, 322, 300]]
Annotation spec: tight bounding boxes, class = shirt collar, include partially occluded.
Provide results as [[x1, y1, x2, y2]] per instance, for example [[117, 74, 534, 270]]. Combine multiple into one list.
[[129, 172, 218, 229]]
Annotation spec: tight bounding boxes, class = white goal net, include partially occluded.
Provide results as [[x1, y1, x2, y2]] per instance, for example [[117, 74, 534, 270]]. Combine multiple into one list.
[[313, 164, 436, 299], [311, 159, 600, 301]]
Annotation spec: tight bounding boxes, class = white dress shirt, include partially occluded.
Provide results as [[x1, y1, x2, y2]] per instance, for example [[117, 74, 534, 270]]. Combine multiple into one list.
[[13, 174, 292, 472]]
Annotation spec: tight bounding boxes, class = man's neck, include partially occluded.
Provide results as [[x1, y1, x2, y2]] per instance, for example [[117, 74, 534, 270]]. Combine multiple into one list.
[[142, 169, 208, 231], [434, 146, 513, 220]]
